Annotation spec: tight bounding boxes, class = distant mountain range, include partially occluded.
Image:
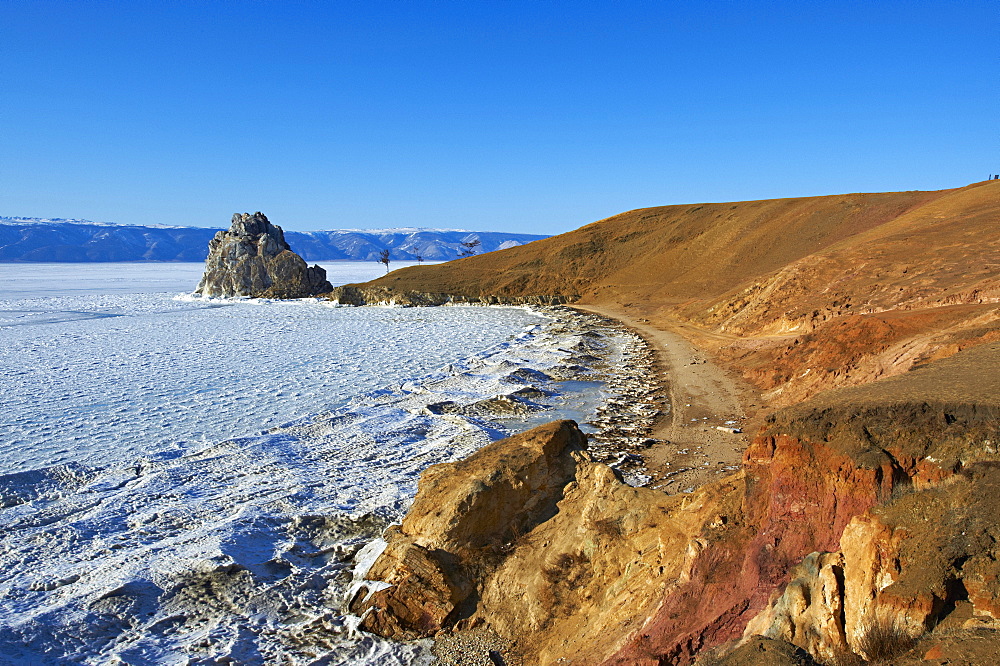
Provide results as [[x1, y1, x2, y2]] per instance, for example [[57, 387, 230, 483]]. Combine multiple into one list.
[[0, 217, 549, 262]]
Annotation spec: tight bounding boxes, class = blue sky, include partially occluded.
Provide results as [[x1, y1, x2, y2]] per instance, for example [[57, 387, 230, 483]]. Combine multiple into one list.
[[2, 1, 996, 234]]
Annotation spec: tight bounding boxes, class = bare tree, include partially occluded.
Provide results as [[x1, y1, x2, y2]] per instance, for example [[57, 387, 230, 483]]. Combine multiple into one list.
[[458, 238, 481, 257], [378, 248, 390, 273]]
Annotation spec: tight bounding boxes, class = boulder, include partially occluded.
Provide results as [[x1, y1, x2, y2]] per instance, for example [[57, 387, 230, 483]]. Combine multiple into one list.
[[351, 420, 588, 639], [349, 418, 739, 664], [195, 212, 332, 298], [711, 637, 819, 666]]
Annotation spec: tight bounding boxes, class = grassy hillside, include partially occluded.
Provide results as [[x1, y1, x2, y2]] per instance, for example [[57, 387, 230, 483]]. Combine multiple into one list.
[[349, 185, 1000, 664], [358, 180, 1000, 406], [360, 187, 951, 301]]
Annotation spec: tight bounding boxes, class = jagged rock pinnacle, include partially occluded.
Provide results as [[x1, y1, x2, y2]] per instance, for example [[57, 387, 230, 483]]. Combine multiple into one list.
[[195, 212, 332, 298]]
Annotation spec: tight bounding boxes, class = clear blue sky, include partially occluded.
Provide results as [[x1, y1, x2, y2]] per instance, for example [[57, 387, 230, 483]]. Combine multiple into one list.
[[2, 1, 996, 233]]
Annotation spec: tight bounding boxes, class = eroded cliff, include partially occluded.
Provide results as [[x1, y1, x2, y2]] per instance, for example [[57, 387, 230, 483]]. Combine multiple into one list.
[[353, 343, 1000, 665]]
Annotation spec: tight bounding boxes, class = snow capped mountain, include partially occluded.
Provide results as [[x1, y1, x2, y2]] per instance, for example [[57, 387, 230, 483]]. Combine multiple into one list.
[[0, 218, 549, 262]]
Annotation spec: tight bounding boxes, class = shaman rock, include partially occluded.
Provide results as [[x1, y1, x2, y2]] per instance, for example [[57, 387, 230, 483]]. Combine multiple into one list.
[[195, 212, 332, 298]]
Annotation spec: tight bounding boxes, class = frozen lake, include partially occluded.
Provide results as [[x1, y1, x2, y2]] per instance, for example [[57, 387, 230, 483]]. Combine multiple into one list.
[[0, 262, 532, 473], [0, 262, 644, 665], [0, 260, 436, 299]]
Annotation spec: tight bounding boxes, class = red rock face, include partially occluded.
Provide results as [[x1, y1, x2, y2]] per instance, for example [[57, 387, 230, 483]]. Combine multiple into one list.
[[350, 341, 1000, 664], [606, 380, 1000, 665], [605, 431, 895, 665]]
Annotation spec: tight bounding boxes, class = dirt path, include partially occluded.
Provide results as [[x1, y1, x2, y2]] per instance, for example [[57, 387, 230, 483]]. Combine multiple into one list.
[[572, 304, 758, 492]]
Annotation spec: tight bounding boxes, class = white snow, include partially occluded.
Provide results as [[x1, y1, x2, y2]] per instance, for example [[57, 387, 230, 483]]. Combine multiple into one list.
[[0, 261, 434, 300], [0, 283, 537, 474], [0, 263, 638, 665]]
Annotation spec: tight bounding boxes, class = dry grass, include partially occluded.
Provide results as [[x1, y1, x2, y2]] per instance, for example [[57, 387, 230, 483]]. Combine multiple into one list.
[[856, 615, 918, 664], [592, 517, 623, 538], [542, 551, 589, 585]]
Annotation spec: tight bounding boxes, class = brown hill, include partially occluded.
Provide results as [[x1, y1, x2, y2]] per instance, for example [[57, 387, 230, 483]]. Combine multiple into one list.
[[352, 180, 1000, 406]]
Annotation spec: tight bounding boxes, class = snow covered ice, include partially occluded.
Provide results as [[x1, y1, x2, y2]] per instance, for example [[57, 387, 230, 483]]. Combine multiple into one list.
[[0, 262, 449, 473], [0, 263, 644, 665]]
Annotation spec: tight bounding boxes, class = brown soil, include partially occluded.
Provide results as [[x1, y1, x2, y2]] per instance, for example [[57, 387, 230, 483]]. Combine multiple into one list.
[[355, 179, 1000, 492], [359, 180, 1000, 412]]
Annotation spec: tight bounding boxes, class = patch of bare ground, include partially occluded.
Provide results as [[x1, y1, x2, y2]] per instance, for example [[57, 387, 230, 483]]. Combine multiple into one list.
[[571, 304, 757, 493], [433, 625, 523, 666]]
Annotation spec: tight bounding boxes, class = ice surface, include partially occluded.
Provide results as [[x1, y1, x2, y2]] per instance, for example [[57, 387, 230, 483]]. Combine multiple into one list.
[[0, 260, 433, 299], [0, 264, 646, 665], [0, 297, 540, 473], [0, 263, 498, 473], [0, 262, 209, 299]]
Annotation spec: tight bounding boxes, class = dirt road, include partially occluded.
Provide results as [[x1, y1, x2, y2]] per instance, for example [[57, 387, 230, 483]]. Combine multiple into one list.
[[572, 304, 758, 492]]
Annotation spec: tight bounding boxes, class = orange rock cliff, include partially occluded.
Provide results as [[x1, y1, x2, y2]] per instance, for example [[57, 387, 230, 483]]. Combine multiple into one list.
[[338, 180, 1000, 665]]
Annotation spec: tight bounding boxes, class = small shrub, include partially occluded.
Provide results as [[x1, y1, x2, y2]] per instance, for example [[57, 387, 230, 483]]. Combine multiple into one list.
[[541, 551, 590, 585], [888, 480, 916, 503], [856, 615, 917, 663], [592, 517, 622, 538]]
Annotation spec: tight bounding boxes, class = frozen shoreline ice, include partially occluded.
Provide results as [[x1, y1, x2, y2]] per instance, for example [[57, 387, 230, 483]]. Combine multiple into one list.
[[0, 291, 543, 473], [0, 264, 658, 665]]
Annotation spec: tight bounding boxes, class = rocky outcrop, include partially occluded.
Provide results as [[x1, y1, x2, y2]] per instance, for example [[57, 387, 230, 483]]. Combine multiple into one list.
[[327, 285, 570, 307], [195, 212, 332, 298], [350, 420, 588, 639], [740, 461, 1000, 663], [350, 420, 744, 664], [604, 343, 1000, 665], [349, 344, 1000, 665], [476, 461, 742, 664]]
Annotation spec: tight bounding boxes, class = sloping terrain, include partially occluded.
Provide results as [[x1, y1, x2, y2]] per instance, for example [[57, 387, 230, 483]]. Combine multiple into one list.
[[359, 180, 1000, 405]]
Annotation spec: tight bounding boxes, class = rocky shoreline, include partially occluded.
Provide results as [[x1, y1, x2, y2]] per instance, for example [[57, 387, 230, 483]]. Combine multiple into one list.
[[346, 340, 1000, 666], [330, 306, 683, 665]]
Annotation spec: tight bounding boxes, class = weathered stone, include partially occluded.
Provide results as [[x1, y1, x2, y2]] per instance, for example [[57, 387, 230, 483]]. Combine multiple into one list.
[[352, 418, 741, 664], [710, 636, 819, 666], [738, 465, 1000, 663], [742, 552, 851, 661], [351, 528, 460, 640], [353, 420, 589, 639], [195, 212, 332, 298], [352, 395, 1000, 665], [391, 420, 586, 556], [478, 461, 740, 665]]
